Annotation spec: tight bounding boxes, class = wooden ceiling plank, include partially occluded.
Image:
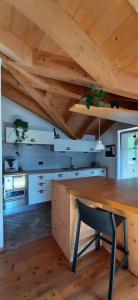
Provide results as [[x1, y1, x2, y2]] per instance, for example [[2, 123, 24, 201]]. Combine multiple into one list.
[[10, 7, 29, 41], [0, 25, 32, 64], [38, 34, 67, 56], [88, 0, 134, 47], [0, 0, 12, 30], [6, 0, 138, 99], [102, 13, 138, 61], [2, 82, 54, 125], [25, 21, 44, 49], [6, 62, 76, 138], [56, 0, 84, 18]]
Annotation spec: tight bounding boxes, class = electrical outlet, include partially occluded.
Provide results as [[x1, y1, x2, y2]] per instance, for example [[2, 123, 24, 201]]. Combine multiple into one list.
[[38, 161, 44, 165]]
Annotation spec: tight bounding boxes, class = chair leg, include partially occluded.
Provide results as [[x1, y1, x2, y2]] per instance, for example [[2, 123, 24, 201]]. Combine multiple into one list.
[[123, 219, 129, 269], [71, 216, 81, 273], [96, 231, 100, 250], [108, 233, 117, 300]]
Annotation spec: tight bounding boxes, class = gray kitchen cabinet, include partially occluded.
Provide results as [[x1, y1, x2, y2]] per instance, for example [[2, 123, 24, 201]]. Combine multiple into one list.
[[28, 168, 106, 205], [28, 174, 53, 205]]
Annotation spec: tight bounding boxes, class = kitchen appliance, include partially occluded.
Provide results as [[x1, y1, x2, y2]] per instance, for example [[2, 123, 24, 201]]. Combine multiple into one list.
[[4, 156, 18, 173], [3, 174, 27, 215]]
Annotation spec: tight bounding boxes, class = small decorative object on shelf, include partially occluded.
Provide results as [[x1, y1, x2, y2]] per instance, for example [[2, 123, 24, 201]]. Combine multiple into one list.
[[54, 128, 60, 139], [111, 101, 119, 109]]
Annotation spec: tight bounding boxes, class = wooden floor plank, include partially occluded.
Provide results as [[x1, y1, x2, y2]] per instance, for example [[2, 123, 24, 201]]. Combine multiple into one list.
[[0, 236, 137, 300]]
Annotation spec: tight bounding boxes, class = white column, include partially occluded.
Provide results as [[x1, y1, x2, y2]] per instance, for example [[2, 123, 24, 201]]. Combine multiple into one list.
[[0, 58, 4, 249]]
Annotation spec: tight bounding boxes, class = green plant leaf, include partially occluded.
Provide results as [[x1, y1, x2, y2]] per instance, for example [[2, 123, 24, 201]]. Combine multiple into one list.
[[86, 95, 92, 110]]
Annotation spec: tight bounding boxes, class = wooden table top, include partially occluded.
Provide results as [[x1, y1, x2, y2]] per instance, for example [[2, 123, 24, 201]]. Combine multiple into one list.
[[55, 177, 138, 214]]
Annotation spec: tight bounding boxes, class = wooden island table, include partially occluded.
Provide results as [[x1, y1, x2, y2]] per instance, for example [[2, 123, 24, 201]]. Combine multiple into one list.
[[52, 177, 138, 277]]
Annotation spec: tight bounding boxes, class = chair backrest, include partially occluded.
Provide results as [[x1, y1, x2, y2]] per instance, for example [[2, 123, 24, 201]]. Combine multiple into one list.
[[77, 199, 116, 236]]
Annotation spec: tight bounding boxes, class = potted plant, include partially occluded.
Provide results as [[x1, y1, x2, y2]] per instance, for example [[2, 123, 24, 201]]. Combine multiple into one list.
[[13, 119, 28, 170], [82, 84, 108, 109]]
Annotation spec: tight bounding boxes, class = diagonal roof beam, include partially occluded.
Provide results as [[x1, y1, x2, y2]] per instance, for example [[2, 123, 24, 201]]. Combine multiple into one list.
[[0, 25, 32, 65], [6, 62, 76, 139], [6, 0, 138, 99], [5, 60, 89, 99]]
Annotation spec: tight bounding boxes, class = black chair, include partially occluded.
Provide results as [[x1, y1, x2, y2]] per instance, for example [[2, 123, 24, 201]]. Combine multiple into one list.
[[71, 199, 129, 300]]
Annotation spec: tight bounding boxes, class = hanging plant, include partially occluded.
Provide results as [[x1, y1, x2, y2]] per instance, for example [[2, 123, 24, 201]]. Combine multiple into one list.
[[82, 84, 108, 110], [13, 119, 28, 156]]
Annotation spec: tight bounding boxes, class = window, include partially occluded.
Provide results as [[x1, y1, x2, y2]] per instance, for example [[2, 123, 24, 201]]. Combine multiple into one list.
[[117, 127, 138, 179]]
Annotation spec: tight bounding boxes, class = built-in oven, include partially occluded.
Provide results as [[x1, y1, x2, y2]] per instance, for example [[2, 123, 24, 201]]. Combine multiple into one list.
[[3, 175, 27, 214]]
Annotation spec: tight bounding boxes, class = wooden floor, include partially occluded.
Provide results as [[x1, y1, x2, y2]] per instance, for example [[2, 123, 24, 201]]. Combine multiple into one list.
[[0, 236, 137, 300]]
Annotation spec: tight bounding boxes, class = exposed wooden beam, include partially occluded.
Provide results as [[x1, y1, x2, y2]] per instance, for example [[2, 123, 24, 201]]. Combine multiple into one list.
[[99, 120, 115, 137], [32, 50, 92, 85], [6, 0, 138, 99], [128, 0, 138, 12], [2, 82, 54, 125], [77, 117, 96, 138], [6, 62, 76, 138], [0, 25, 32, 64], [5, 60, 89, 99]]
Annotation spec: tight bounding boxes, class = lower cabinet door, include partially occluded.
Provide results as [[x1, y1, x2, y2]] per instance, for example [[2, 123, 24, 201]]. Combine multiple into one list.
[[28, 189, 48, 205]]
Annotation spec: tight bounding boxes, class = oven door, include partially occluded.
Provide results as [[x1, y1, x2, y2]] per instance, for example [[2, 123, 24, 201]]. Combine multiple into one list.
[[13, 176, 26, 189], [4, 189, 25, 200]]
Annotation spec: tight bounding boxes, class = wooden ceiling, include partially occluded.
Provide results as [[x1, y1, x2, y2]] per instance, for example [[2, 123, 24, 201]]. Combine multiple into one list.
[[0, 0, 138, 138]]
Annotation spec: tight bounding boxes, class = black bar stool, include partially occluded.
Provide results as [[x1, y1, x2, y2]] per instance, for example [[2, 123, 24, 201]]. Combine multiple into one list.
[[71, 199, 129, 300]]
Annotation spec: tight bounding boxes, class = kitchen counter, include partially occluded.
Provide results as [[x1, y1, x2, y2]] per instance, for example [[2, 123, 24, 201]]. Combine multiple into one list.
[[3, 167, 105, 176], [52, 177, 138, 276]]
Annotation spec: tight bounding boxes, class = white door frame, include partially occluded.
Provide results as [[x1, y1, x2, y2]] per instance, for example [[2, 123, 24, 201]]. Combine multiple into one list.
[[0, 58, 4, 250], [117, 126, 138, 180]]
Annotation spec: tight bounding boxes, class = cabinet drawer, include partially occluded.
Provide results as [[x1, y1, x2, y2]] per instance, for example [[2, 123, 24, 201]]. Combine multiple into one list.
[[28, 174, 53, 185], [28, 189, 48, 205], [54, 139, 81, 152]]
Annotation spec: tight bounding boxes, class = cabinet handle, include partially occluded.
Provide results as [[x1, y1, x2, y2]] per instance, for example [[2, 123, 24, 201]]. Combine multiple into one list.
[[39, 182, 44, 186], [58, 174, 63, 177], [39, 190, 44, 193], [30, 138, 36, 143], [66, 147, 71, 150]]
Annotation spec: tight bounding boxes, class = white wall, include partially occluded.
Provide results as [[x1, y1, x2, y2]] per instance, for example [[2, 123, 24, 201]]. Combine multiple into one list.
[[0, 59, 4, 249], [2, 96, 96, 170], [96, 122, 133, 179]]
